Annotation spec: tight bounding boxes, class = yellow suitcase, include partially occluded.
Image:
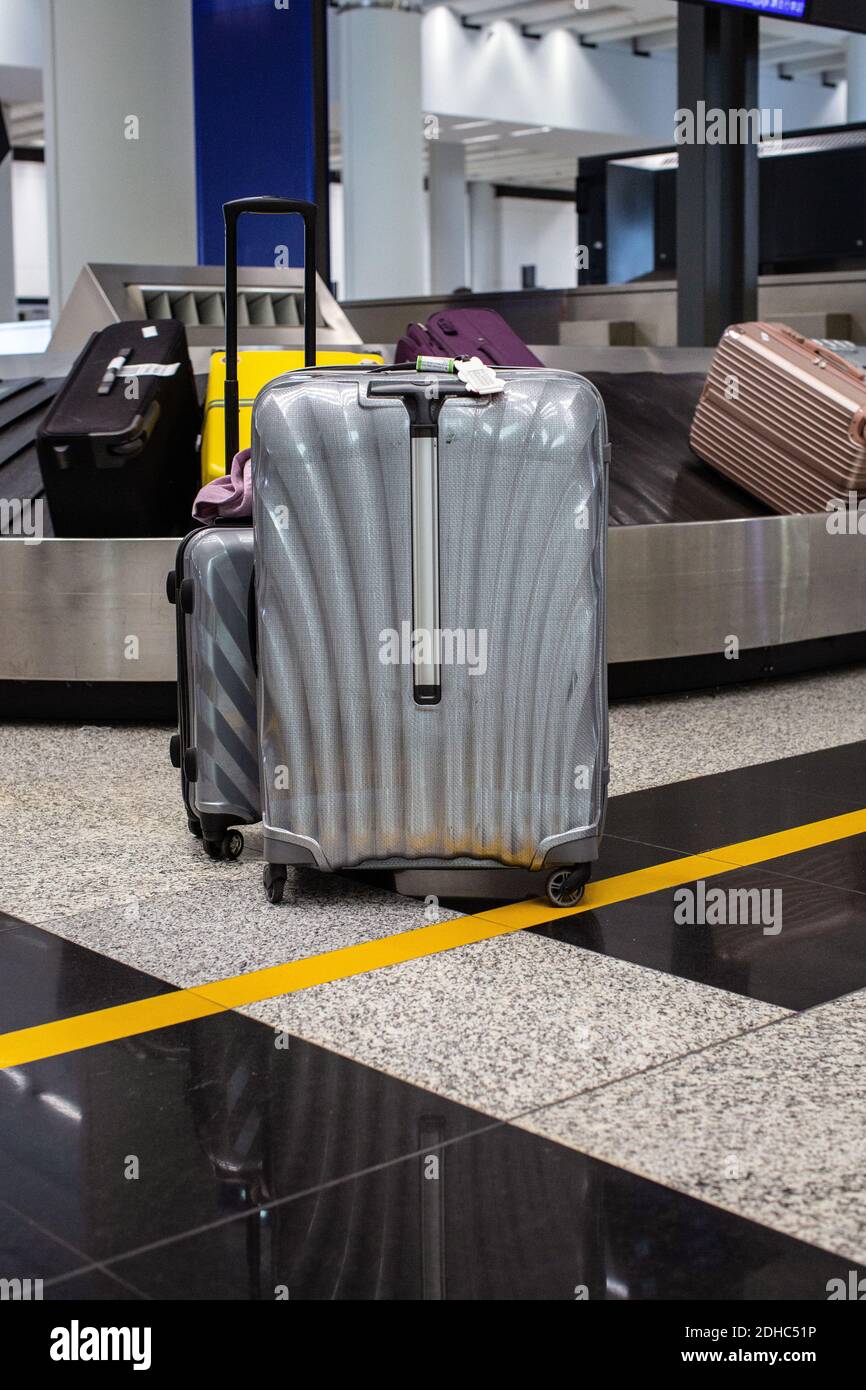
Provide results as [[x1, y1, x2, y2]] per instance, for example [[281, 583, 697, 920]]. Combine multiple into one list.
[[200, 348, 383, 483]]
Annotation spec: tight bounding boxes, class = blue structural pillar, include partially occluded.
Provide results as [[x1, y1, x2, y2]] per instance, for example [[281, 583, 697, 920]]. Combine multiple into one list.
[[192, 0, 319, 271]]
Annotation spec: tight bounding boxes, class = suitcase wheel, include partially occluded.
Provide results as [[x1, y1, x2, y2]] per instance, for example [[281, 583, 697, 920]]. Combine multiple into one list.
[[187, 816, 203, 839], [169, 732, 181, 768], [166, 570, 177, 605], [222, 829, 244, 860], [263, 863, 287, 905], [203, 829, 244, 861], [545, 865, 590, 910]]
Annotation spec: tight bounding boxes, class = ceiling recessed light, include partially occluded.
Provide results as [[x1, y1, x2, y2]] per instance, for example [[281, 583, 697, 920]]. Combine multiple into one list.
[[511, 126, 552, 137], [452, 120, 493, 131], [463, 134, 500, 144]]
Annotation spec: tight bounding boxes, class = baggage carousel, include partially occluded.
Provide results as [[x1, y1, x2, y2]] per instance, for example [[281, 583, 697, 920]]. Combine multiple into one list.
[[1, 344, 865, 719]]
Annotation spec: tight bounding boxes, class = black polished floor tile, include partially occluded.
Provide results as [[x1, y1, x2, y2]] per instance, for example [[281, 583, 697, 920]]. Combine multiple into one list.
[[761, 835, 866, 897], [533, 862, 866, 1011], [0, 1009, 501, 1268], [434, 745, 866, 915], [42, 1269, 146, 1301], [607, 745, 866, 859], [597, 833, 689, 875], [58, 1124, 863, 1301], [0, 1199, 85, 1286], [0, 920, 176, 1034], [767, 740, 866, 814]]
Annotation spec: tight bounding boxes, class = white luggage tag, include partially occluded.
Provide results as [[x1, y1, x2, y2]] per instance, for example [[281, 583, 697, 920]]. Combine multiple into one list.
[[454, 355, 505, 395]]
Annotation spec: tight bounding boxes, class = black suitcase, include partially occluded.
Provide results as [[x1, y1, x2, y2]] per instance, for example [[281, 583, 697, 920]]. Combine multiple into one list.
[[36, 319, 200, 537]]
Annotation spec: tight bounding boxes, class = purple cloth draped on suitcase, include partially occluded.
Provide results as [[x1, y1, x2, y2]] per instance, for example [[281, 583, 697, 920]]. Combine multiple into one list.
[[192, 447, 252, 520]]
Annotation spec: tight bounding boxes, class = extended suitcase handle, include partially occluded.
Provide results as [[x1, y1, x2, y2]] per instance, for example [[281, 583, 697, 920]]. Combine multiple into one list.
[[223, 196, 317, 469]]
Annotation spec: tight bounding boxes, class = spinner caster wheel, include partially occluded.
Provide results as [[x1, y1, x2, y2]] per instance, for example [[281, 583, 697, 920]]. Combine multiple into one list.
[[263, 863, 287, 905], [204, 829, 244, 861], [187, 816, 203, 839], [221, 829, 244, 861], [545, 865, 590, 909]]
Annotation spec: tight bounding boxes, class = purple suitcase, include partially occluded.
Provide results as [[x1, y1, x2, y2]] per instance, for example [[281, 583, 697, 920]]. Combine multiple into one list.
[[396, 307, 542, 368]]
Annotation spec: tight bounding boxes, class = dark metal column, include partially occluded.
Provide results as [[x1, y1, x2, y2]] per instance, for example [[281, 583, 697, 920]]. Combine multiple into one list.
[[676, 2, 759, 345], [312, 0, 332, 290]]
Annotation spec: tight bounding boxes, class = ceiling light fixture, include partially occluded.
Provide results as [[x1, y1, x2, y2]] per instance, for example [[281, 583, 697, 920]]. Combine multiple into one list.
[[511, 125, 552, 137], [451, 119, 493, 130]]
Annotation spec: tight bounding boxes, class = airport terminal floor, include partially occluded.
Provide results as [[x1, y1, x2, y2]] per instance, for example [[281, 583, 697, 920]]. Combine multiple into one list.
[[2, 665, 865, 1300]]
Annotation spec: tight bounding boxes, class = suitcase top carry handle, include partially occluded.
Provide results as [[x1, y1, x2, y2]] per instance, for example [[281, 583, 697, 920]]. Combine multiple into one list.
[[368, 376, 474, 431], [223, 196, 317, 470]]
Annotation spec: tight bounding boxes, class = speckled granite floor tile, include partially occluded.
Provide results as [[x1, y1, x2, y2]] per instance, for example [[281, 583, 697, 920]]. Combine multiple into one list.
[[36, 866, 461, 989], [518, 988, 866, 1264], [608, 665, 866, 796], [0, 724, 263, 921], [2, 667, 865, 918], [0, 824, 264, 924], [241, 931, 786, 1116]]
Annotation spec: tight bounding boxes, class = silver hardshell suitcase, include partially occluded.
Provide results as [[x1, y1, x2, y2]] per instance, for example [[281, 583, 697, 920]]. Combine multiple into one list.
[[253, 362, 609, 908], [168, 524, 259, 859]]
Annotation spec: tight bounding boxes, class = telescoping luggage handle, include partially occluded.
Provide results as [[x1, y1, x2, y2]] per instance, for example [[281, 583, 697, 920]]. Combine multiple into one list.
[[223, 196, 317, 470], [367, 375, 477, 705]]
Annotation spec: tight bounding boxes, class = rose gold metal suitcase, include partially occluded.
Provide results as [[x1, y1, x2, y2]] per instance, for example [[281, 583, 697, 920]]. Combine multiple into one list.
[[690, 322, 866, 514]]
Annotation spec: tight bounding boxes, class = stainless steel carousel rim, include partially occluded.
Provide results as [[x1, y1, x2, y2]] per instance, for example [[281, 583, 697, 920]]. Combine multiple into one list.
[[1, 510, 862, 683]]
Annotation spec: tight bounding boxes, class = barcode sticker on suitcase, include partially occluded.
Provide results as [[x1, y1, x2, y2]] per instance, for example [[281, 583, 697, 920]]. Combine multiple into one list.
[[121, 362, 181, 378]]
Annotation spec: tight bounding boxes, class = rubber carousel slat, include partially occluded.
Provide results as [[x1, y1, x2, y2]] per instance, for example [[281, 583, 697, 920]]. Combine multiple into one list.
[[0, 377, 43, 408], [583, 372, 772, 526], [0, 378, 58, 433], [0, 381, 62, 509]]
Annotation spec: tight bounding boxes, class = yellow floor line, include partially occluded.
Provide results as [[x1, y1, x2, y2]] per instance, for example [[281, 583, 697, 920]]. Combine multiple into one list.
[[2, 805, 865, 1069], [0, 989, 226, 1069], [475, 807, 866, 931]]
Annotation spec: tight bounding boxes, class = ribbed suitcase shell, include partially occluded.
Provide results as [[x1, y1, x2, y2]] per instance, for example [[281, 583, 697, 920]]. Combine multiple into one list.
[[174, 526, 260, 836], [690, 323, 866, 514], [252, 368, 608, 872]]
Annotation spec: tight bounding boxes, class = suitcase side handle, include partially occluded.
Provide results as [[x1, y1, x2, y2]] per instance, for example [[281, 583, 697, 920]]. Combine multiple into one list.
[[812, 342, 865, 381], [223, 196, 318, 469], [766, 323, 865, 384]]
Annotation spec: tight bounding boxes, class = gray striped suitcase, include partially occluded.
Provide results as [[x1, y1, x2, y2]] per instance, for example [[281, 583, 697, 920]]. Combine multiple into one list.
[[164, 192, 318, 863], [168, 525, 260, 859], [252, 366, 609, 907]]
